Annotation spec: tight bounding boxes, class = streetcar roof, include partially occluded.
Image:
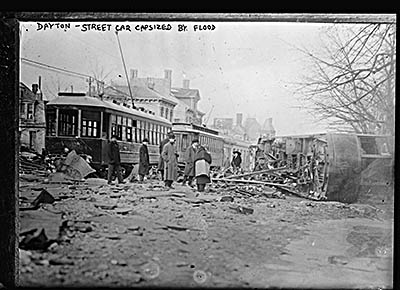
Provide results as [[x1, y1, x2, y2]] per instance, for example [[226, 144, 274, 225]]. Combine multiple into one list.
[[47, 96, 172, 125]]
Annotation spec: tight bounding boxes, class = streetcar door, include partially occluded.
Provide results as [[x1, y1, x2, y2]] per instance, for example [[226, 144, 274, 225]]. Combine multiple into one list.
[[102, 112, 110, 139]]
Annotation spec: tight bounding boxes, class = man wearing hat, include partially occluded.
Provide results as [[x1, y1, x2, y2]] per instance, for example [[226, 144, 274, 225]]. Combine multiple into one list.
[[138, 138, 150, 182], [106, 134, 125, 185], [161, 133, 179, 188], [182, 138, 199, 187], [158, 131, 173, 180]]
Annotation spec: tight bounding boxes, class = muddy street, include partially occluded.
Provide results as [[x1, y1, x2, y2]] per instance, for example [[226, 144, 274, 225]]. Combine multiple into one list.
[[18, 174, 393, 288]]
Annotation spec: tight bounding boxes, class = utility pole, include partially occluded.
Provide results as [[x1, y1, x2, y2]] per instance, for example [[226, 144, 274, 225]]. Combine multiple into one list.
[[88, 77, 92, 96]]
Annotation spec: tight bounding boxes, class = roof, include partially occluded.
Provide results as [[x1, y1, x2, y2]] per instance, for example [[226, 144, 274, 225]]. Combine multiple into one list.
[[171, 87, 200, 99], [20, 82, 37, 102], [109, 85, 178, 105], [46, 95, 172, 125]]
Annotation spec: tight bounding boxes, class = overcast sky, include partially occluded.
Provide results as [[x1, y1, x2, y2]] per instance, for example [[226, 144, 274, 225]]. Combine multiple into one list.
[[20, 19, 361, 135]]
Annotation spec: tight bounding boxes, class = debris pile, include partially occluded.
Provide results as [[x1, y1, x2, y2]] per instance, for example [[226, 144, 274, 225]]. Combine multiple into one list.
[[211, 166, 323, 201]]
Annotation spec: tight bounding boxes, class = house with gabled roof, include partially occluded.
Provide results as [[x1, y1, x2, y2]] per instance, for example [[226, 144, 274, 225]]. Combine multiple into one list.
[[19, 81, 46, 153], [171, 79, 205, 125]]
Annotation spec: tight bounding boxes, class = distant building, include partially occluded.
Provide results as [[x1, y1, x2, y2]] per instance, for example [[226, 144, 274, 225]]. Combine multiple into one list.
[[213, 117, 234, 134], [171, 79, 205, 125], [19, 82, 46, 153], [103, 83, 177, 121], [243, 117, 262, 141], [231, 113, 246, 140], [104, 70, 205, 125], [260, 117, 276, 138], [212, 113, 247, 140]]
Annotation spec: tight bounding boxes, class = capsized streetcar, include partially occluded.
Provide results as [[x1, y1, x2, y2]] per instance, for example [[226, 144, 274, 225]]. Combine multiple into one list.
[[255, 132, 394, 203]]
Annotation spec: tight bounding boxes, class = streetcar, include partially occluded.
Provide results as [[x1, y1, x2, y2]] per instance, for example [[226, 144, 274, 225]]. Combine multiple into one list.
[[172, 122, 224, 169], [45, 92, 172, 177], [172, 122, 253, 171], [254, 132, 394, 203]]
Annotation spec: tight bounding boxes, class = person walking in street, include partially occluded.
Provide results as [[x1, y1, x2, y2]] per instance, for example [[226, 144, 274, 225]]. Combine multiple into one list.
[[158, 131, 173, 180], [231, 150, 242, 174], [161, 133, 179, 189], [107, 135, 125, 185], [182, 139, 199, 187], [138, 138, 150, 182], [194, 145, 212, 192]]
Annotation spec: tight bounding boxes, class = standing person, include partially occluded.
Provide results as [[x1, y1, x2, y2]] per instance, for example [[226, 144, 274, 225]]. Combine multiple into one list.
[[182, 139, 199, 187], [231, 150, 242, 174], [158, 132, 172, 180], [138, 138, 150, 182], [161, 133, 179, 189], [194, 145, 212, 192], [107, 135, 125, 185]]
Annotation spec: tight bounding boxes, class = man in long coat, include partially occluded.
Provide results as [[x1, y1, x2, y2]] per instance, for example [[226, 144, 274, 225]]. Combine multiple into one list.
[[107, 135, 125, 185], [158, 132, 173, 180], [138, 138, 150, 182], [161, 133, 178, 189], [182, 139, 199, 186]]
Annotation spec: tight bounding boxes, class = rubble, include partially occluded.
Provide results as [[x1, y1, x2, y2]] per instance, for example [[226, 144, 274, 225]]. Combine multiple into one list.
[[17, 157, 393, 288]]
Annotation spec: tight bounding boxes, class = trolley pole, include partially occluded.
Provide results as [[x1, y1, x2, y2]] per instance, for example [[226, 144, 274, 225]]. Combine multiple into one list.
[[115, 31, 135, 109]]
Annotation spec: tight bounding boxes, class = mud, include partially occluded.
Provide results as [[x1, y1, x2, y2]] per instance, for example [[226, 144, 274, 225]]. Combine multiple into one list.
[[18, 177, 393, 288]]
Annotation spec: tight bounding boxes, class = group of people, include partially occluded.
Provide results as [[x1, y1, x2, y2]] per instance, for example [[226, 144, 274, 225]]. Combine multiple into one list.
[[159, 132, 212, 192], [106, 132, 213, 192], [106, 134, 151, 185]]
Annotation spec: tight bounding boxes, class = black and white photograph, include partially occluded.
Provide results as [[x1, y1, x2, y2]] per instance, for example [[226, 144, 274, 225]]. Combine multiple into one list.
[[1, 13, 395, 288]]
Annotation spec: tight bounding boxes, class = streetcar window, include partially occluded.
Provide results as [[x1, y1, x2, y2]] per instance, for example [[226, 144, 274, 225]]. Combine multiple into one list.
[[58, 109, 78, 136], [126, 119, 133, 142], [126, 128, 132, 142], [81, 111, 100, 138], [110, 114, 122, 140]]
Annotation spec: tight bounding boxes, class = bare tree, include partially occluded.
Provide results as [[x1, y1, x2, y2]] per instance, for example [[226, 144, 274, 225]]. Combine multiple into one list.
[[89, 57, 114, 96], [297, 23, 395, 135]]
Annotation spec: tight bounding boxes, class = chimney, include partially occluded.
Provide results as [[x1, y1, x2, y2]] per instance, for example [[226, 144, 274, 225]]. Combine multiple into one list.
[[236, 113, 243, 127], [130, 69, 138, 79], [164, 69, 172, 81], [147, 77, 155, 89], [183, 79, 190, 89], [164, 69, 172, 91], [32, 84, 39, 94]]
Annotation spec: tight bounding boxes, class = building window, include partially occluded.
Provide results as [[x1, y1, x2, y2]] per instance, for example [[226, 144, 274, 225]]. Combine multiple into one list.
[[27, 103, 34, 120], [59, 109, 78, 136], [165, 108, 169, 120], [160, 107, 164, 117], [170, 110, 173, 121], [20, 102, 26, 119]]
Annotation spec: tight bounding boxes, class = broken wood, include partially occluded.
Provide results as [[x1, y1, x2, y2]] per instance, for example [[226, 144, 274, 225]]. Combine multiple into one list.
[[212, 177, 288, 188], [225, 166, 288, 179]]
